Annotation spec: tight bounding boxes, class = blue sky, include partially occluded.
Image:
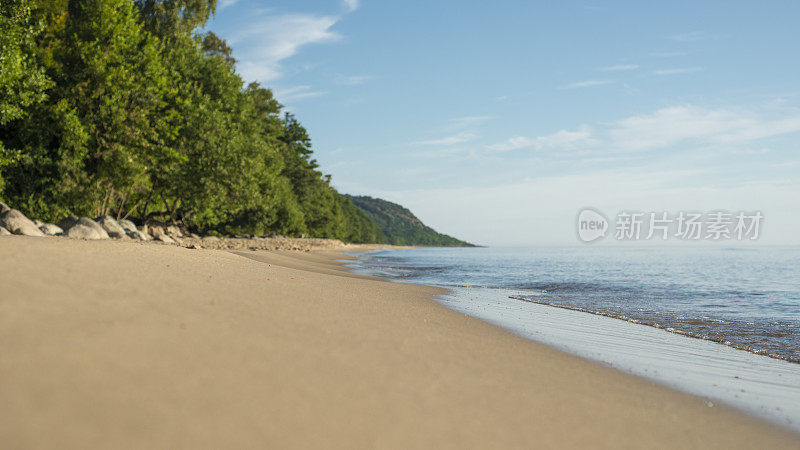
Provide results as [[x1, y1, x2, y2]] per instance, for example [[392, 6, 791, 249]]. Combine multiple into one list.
[[208, 1, 800, 245]]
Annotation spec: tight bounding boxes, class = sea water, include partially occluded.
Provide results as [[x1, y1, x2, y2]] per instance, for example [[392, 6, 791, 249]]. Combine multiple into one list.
[[347, 246, 800, 431]]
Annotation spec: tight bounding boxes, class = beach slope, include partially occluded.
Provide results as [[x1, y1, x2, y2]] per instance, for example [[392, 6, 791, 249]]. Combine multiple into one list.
[[1, 237, 797, 448]]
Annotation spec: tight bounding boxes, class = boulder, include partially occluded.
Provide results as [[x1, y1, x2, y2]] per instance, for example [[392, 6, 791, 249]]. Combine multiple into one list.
[[166, 225, 183, 237], [149, 225, 165, 237], [39, 223, 63, 236], [118, 218, 138, 233], [33, 219, 44, 227], [202, 235, 220, 242], [0, 209, 45, 236], [0, 226, 11, 235], [95, 215, 128, 239], [126, 229, 150, 240], [58, 215, 110, 240], [0, 201, 9, 214], [154, 233, 176, 244]]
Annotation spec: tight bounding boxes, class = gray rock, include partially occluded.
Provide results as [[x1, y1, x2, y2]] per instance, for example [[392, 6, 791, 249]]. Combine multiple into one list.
[[154, 233, 176, 244], [33, 219, 44, 227], [39, 223, 63, 235], [0, 226, 11, 235], [94, 215, 128, 239], [118, 218, 138, 233], [166, 225, 183, 237], [58, 215, 110, 240], [0, 201, 9, 214], [148, 225, 165, 237], [126, 229, 150, 240], [0, 209, 45, 236]]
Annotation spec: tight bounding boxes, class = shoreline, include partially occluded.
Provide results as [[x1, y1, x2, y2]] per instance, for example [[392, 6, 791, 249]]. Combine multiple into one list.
[[1, 237, 798, 448], [343, 249, 800, 431]]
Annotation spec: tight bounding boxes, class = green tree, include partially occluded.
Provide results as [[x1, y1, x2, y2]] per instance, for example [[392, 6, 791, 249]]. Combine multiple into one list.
[[0, 0, 51, 193]]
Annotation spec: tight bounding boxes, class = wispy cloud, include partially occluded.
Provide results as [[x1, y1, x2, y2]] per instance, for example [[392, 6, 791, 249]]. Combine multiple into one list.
[[598, 64, 639, 71], [274, 85, 326, 102], [218, 0, 240, 10], [411, 132, 478, 146], [230, 13, 341, 82], [342, 0, 359, 12], [654, 67, 704, 75], [607, 105, 800, 151], [487, 126, 596, 152], [486, 105, 800, 155], [334, 74, 372, 86], [559, 80, 614, 89]]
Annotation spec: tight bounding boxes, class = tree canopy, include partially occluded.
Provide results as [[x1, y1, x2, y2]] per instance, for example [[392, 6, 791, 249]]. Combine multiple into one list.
[[0, 0, 385, 243]]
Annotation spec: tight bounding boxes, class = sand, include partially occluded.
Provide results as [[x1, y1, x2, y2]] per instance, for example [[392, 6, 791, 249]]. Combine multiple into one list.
[[1, 236, 798, 449]]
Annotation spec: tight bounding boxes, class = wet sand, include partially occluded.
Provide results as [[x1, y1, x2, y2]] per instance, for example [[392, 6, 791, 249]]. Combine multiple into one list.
[[1, 237, 798, 448]]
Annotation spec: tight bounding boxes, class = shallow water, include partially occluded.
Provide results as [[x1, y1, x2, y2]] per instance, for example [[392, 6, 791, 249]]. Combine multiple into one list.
[[353, 246, 800, 363], [347, 246, 800, 430]]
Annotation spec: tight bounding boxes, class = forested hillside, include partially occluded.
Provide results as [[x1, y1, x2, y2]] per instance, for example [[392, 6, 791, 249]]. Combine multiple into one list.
[[346, 196, 474, 247], [0, 0, 384, 242]]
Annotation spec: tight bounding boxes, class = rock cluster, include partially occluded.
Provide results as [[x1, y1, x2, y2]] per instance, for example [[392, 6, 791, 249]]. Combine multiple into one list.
[[0, 201, 353, 252]]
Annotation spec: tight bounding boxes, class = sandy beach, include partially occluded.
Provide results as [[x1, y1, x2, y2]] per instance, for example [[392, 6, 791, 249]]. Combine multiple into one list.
[[1, 237, 798, 449]]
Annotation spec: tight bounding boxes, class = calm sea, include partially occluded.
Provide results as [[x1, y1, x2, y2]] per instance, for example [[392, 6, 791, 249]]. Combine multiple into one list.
[[353, 246, 800, 363]]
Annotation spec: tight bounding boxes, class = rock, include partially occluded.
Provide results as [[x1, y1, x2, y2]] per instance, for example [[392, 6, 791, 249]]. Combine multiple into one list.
[[166, 225, 183, 237], [39, 223, 63, 235], [0, 201, 9, 214], [58, 215, 110, 240], [94, 215, 128, 239], [0, 226, 11, 235], [33, 219, 44, 227], [154, 233, 176, 244], [202, 235, 220, 242], [126, 229, 150, 241], [189, 233, 201, 239], [118, 219, 138, 233], [149, 225, 165, 237], [0, 209, 46, 236]]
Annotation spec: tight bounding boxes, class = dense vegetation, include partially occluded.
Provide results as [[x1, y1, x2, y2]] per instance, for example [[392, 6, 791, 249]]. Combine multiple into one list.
[[346, 195, 474, 247], [0, 0, 385, 242]]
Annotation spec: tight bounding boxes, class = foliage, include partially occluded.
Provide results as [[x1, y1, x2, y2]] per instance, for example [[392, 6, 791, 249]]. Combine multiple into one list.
[[0, 0, 52, 191], [346, 195, 474, 247], [0, 0, 438, 245]]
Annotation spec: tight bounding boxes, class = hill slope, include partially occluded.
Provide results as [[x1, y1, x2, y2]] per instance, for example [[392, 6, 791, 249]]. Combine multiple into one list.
[[345, 195, 474, 247]]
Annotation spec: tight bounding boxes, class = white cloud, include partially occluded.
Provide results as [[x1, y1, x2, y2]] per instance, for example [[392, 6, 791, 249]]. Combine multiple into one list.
[[559, 80, 614, 89], [654, 67, 703, 75], [218, 0, 240, 10], [274, 85, 326, 102], [487, 126, 596, 152], [229, 13, 342, 82], [411, 132, 478, 146], [607, 105, 800, 151], [486, 105, 800, 155], [598, 64, 639, 71], [342, 0, 359, 12]]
